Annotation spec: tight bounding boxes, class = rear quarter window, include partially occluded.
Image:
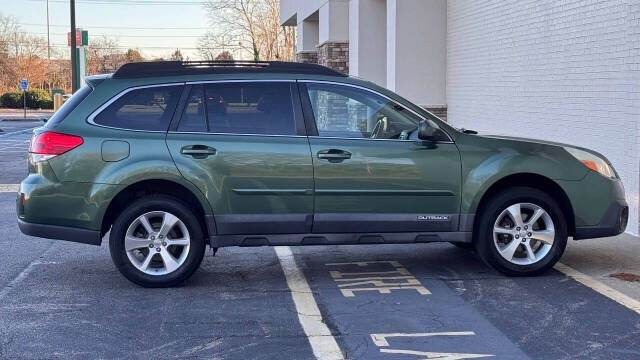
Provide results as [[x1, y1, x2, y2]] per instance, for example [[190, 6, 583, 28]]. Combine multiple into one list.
[[45, 85, 92, 129], [92, 85, 182, 131]]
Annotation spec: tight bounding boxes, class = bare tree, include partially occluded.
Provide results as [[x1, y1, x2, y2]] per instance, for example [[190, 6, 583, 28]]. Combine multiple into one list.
[[201, 0, 295, 61], [125, 49, 145, 63], [7, 33, 49, 91], [254, 0, 295, 61], [46, 60, 71, 93], [0, 13, 18, 57], [215, 51, 234, 61], [170, 48, 184, 61], [0, 14, 18, 93], [0, 12, 68, 93], [0, 13, 50, 92], [86, 36, 125, 74], [198, 31, 240, 61]]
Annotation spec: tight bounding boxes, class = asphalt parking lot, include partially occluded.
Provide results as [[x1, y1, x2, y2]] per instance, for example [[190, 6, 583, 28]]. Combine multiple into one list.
[[1, 119, 639, 359]]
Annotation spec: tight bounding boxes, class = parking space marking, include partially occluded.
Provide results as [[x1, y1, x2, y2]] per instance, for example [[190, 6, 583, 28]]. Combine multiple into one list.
[[326, 260, 431, 297], [0, 135, 31, 154], [274, 246, 345, 360], [0, 242, 55, 300], [380, 349, 493, 360], [0, 127, 35, 138], [371, 332, 494, 360], [371, 332, 476, 347], [555, 262, 640, 314], [0, 184, 19, 192]]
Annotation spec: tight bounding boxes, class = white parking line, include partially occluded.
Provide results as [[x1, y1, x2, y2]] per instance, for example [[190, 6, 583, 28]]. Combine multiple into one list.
[[371, 332, 476, 347], [0, 184, 19, 192], [0, 128, 35, 138], [0, 242, 55, 300], [555, 262, 640, 315], [274, 246, 345, 360]]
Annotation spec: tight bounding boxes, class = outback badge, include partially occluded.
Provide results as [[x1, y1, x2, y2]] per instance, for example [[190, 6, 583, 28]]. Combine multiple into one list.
[[417, 215, 450, 221]]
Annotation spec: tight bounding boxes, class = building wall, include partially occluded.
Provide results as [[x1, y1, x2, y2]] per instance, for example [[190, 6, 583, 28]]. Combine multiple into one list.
[[349, 0, 387, 86], [387, 0, 447, 107], [447, 0, 640, 234], [281, 0, 332, 25]]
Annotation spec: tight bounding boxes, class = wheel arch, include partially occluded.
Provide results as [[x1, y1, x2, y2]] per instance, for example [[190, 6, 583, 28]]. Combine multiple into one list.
[[100, 179, 213, 239], [471, 173, 575, 237]]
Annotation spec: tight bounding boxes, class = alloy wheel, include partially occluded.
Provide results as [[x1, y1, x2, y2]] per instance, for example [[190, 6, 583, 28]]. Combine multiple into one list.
[[493, 203, 555, 265], [124, 211, 191, 275]]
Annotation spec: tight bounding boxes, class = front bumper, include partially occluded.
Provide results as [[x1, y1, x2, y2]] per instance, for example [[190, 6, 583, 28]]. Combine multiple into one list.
[[17, 218, 102, 245], [573, 199, 628, 240]]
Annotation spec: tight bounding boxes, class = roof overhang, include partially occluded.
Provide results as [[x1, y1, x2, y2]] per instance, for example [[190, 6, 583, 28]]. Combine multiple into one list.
[[281, 13, 297, 26]]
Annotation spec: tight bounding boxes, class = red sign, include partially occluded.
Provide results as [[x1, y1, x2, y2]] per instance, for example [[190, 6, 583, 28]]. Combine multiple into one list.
[[67, 29, 88, 46]]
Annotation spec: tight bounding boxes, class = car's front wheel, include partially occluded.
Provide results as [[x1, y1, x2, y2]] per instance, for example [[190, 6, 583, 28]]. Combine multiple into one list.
[[475, 187, 568, 276], [109, 195, 206, 287]]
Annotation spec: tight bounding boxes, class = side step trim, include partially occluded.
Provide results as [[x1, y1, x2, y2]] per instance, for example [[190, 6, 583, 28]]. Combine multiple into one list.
[[210, 231, 472, 248]]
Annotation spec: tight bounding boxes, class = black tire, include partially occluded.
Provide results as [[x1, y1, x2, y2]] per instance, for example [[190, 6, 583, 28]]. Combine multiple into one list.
[[109, 195, 206, 287], [474, 187, 568, 276]]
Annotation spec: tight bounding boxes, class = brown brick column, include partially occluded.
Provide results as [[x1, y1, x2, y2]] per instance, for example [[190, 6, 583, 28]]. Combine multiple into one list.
[[424, 106, 448, 122], [317, 41, 348, 74], [296, 51, 318, 64]]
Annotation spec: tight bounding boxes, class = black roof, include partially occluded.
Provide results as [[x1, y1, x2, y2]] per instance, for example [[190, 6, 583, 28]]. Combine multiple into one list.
[[112, 60, 347, 79]]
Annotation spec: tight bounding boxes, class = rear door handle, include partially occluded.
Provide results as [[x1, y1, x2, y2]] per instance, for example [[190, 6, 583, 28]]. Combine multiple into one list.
[[181, 145, 216, 158], [317, 149, 351, 163]]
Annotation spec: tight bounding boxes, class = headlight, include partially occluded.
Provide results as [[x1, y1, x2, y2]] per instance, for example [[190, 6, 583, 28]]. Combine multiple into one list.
[[564, 147, 615, 178]]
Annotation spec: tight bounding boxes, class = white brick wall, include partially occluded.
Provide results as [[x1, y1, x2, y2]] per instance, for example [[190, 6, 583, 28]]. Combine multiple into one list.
[[447, 0, 640, 234]]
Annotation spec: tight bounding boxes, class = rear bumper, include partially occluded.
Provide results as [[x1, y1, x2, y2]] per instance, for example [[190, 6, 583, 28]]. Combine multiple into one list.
[[573, 199, 628, 240], [17, 219, 102, 245]]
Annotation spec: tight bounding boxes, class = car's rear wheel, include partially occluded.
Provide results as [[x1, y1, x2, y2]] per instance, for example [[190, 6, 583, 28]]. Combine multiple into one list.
[[475, 187, 567, 276], [109, 195, 205, 287]]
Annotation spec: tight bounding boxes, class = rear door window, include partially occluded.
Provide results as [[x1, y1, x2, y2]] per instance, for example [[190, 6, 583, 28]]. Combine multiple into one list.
[[204, 82, 298, 135], [93, 85, 182, 131], [174, 82, 301, 135], [177, 85, 207, 132]]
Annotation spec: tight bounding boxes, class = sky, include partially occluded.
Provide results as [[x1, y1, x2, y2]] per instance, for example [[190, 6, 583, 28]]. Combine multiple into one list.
[[1, 0, 215, 59]]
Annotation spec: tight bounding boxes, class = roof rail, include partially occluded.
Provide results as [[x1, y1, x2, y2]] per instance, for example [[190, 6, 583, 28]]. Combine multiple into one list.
[[112, 60, 347, 79]]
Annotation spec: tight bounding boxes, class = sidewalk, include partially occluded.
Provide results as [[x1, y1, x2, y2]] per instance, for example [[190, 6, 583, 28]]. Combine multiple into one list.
[[0, 108, 54, 121], [562, 233, 640, 300]]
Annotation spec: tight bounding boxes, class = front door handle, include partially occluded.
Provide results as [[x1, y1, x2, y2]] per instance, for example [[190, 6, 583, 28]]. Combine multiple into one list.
[[317, 149, 351, 163], [181, 145, 216, 158]]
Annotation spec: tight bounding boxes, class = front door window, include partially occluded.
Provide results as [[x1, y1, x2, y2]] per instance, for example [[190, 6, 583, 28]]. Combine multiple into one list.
[[305, 82, 422, 139]]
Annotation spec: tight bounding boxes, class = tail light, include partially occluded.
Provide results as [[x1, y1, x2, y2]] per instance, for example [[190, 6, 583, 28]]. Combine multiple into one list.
[[29, 131, 83, 161]]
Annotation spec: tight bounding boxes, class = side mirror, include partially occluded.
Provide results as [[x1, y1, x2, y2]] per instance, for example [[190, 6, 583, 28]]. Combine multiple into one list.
[[418, 120, 445, 142]]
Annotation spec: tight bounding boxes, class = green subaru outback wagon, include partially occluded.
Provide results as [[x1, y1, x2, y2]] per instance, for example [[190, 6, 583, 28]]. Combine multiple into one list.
[[17, 61, 628, 287]]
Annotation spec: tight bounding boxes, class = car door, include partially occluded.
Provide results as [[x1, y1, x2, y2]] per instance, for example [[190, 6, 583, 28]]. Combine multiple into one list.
[[300, 81, 461, 234], [166, 80, 314, 235]]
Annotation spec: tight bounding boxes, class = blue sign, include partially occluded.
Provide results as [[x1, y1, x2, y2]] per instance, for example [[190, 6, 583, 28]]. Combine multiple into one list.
[[20, 79, 28, 90]]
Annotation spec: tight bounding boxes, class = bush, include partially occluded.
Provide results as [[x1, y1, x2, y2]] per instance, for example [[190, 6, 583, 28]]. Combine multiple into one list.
[[0, 92, 23, 108], [0, 89, 53, 109], [26, 89, 53, 109]]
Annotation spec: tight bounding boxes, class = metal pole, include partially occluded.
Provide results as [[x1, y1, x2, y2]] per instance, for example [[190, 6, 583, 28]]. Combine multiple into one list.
[[23, 90, 26, 121], [46, 0, 50, 60], [70, 0, 77, 93]]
